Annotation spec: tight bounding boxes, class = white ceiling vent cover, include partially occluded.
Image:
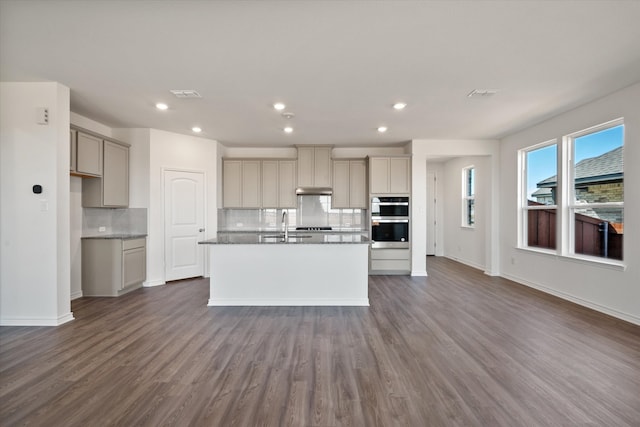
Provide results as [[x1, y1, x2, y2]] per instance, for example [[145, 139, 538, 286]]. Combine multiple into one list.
[[467, 89, 498, 98], [169, 90, 202, 98]]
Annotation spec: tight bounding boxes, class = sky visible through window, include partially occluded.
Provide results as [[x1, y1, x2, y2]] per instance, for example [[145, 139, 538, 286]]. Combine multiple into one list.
[[526, 125, 623, 199]]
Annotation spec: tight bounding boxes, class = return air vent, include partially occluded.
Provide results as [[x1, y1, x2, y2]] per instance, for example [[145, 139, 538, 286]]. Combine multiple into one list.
[[467, 89, 498, 98], [169, 90, 202, 98]]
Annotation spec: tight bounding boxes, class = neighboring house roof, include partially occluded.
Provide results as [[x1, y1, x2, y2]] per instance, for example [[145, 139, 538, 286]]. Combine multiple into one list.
[[531, 187, 552, 197], [537, 146, 623, 188]]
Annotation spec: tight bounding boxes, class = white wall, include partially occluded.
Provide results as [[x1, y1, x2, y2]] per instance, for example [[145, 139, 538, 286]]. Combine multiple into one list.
[[500, 83, 640, 325], [441, 156, 490, 270], [410, 139, 500, 276], [148, 129, 219, 286], [0, 82, 73, 325]]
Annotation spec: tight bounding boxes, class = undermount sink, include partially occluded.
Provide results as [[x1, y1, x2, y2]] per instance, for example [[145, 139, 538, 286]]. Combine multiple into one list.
[[261, 234, 313, 240]]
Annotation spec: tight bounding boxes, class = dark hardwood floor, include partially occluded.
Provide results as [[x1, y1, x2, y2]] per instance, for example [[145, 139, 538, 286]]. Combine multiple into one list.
[[1, 257, 639, 426]]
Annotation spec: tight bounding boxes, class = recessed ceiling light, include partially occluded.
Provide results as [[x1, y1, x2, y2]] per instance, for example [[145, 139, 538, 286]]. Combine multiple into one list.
[[192, 127, 202, 133], [155, 103, 169, 110], [284, 127, 293, 134], [273, 102, 286, 111], [393, 102, 407, 110], [377, 126, 388, 133]]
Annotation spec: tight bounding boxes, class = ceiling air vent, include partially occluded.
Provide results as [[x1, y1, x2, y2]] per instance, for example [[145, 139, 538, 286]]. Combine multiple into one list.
[[169, 90, 202, 98], [467, 89, 498, 98]]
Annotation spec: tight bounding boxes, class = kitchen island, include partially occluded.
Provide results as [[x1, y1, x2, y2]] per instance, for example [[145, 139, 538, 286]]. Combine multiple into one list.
[[199, 232, 369, 306]]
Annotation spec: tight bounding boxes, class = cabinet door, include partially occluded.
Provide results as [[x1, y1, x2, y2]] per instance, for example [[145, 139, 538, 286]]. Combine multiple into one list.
[[314, 146, 332, 187], [242, 160, 261, 208], [76, 132, 102, 176], [369, 158, 389, 194], [70, 129, 77, 172], [261, 160, 279, 208], [349, 160, 367, 208], [123, 246, 146, 289], [332, 160, 350, 208], [223, 160, 242, 208], [103, 141, 129, 207], [297, 146, 314, 187], [389, 157, 410, 194], [278, 160, 297, 208]]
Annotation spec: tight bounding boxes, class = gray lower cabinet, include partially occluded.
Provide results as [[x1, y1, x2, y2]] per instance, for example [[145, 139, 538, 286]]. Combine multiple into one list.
[[82, 237, 146, 296], [370, 248, 411, 274]]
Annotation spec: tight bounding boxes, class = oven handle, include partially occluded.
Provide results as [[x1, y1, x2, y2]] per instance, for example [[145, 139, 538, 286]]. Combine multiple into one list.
[[376, 202, 409, 206], [371, 217, 409, 223]]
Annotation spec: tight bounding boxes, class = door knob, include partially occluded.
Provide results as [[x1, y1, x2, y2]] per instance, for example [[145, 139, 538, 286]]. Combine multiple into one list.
[[199, 228, 205, 232]]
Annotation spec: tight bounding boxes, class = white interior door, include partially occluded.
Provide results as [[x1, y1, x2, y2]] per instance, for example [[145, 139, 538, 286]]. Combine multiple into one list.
[[426, 172, 437, 255], [164, 170, 205, 281]]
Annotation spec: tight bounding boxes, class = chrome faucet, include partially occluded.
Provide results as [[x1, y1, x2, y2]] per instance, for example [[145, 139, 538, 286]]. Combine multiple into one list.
[[281, 210, 288, 240]]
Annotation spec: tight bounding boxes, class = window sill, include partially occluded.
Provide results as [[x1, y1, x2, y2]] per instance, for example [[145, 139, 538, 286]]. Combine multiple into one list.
[[460, 225, 475, 230], [516, 247, 626, 271]]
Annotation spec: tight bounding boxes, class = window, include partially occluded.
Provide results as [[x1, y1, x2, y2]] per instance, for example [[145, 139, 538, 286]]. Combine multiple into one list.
[[522, 142, 557, 250], [462, 166, 475, 227], [568, 122, 624, 260], [519, 118, 624, 263]]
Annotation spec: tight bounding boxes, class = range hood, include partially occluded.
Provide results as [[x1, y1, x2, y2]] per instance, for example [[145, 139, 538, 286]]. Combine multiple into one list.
[[295, 187, 333, 196]]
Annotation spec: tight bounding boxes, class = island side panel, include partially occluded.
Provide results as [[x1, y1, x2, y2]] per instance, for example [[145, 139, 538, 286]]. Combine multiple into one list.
[[208, 243, 369, 306]]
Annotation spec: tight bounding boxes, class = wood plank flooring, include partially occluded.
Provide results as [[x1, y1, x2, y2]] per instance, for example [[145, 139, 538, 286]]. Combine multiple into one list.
[[1, 257, 639, 426]]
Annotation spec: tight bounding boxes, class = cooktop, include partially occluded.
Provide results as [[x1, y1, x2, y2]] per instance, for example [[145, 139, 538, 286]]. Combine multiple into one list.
[[296, 226, 333, 231]]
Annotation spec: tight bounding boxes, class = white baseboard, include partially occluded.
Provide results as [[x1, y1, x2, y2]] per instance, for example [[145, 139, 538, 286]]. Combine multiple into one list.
[[1, 312, 75, 326], [411, 270, 428, 277], [144, 279, 165, 287], [444, 255, 484, 271], [502, 272, 640, 326], [70, 290, 83, 300], [208, 298, 370, 306]]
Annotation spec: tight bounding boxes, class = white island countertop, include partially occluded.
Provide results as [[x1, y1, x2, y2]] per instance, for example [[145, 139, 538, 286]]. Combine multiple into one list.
[[200, 231, 370, 306], [199, 231, 369, 245]]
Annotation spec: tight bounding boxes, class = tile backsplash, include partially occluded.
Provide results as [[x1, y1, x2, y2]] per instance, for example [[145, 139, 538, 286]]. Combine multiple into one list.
[[83, 208, 147, 236], [220, 195, 366, 231]]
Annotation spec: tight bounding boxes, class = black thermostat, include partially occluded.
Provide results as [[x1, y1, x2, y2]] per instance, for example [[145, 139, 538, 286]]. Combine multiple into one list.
[[32, 185, 42, 194]]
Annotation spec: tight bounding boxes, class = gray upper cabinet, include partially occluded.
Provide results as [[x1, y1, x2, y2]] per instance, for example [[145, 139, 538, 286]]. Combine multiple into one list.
[[75, 132, 102, 177], [261, 160, 297, 209], [278, 160, 297, 208], [297, 145, 332, 188], [82, 137, 130, 208], [102, 141, 129, 207], [70, 129, 77, 172], [225, 159, 296, 208], [369, 156, 410, 195], [223, 159, 261, 208], [332, 159, 367, 209]]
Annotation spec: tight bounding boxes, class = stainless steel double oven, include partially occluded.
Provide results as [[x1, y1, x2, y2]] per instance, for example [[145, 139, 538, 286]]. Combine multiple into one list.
[[370, 196, 410, 248]]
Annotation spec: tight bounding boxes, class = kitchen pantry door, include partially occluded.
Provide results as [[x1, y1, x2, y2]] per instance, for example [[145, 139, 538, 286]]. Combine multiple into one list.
[[164, 170, 205, 281]]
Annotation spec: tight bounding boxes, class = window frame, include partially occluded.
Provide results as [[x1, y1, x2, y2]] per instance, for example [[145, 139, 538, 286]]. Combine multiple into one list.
[[462, 165, 475, 228], [518, 118, 625, 268], [564, 119, 624, 262], [519, 139, 558, 253]]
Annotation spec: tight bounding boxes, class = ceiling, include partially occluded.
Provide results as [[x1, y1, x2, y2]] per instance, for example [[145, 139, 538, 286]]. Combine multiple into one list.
[[2, 1, 640, 147]]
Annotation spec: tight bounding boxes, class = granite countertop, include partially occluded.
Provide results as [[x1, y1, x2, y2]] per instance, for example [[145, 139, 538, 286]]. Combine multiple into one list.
[[200, 231, 369, 245], [82, 234, 147, 240]]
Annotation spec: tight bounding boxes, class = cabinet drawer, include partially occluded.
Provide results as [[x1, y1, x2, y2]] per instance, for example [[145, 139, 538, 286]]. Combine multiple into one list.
[[123, 238, 145, 250], [371, 248, 410, 260], [371, 259, 411, 271]]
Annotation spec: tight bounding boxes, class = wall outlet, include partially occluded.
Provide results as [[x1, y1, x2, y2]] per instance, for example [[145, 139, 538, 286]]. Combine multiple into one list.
[[98, 226, 106, 232]]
